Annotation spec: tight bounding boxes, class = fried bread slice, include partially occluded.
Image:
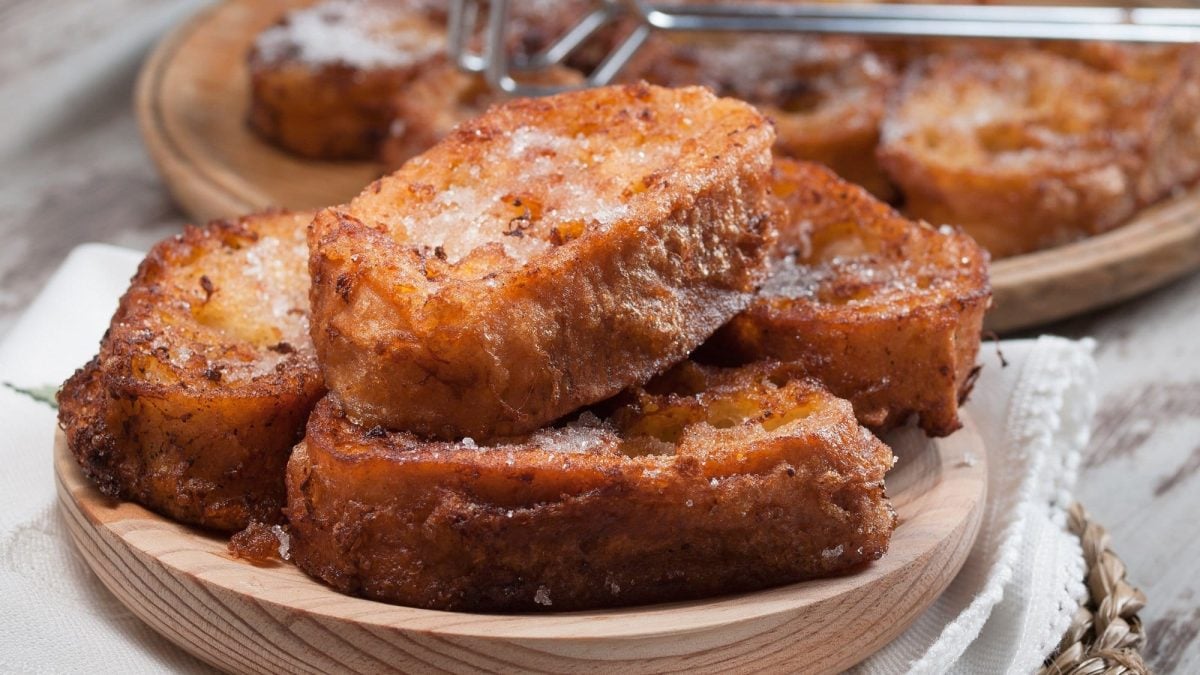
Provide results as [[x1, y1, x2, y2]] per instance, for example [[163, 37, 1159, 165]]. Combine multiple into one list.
[[877, 46, 1200, 258], [310, 83, 778, 440], [1045, 43, 1200, 210], [623, 33, 897, 200], [248, 0, 599, 161], [58, 212, 323, 531], [702, 160, 990, 436], [286, 361, 896, 612], [248, 0, 446, 160]]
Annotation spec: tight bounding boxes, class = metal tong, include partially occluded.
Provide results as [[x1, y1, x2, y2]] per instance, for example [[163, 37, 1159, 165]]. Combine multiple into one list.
[[447, 0, 1200, 95]]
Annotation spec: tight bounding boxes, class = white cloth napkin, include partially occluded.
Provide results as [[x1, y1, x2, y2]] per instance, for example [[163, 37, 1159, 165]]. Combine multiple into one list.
[[0, 245, 1094, 674], [855, 332, 1094, 674]]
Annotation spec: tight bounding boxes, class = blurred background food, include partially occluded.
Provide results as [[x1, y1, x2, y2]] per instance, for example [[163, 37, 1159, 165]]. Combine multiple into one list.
[[246, 0, 1200, 261]]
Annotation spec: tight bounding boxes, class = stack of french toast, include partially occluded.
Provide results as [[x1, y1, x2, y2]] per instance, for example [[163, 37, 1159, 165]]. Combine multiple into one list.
[[247, 0, 1200, 259], [59, 81, 991, 612]]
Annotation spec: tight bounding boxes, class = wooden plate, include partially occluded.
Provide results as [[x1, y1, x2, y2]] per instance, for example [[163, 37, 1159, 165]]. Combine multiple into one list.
[[137, 0, 1200, 333], [56, 416, 986, 675]]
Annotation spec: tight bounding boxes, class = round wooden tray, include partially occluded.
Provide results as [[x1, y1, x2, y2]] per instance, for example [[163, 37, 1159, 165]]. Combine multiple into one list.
[[56, 417, 987, 674], [136, 0, 1200, 333]]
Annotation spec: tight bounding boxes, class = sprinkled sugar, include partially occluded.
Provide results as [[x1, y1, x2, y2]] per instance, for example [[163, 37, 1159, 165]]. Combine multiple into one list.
[[527, 423, 613, 455], [254, 0, 444, 69], [271, 525, 291, 560], [396, 125, 680, 264]]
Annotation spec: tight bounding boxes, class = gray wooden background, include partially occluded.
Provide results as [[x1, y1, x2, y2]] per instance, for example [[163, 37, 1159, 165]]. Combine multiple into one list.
[[1, 1, 1197, 671]]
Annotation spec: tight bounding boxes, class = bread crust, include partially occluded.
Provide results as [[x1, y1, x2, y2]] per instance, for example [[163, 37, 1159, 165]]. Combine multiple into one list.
[[57, 212, 324, 531], [877, 46, 1200, 258], [702, 160, 990, 436], [286, 361, 896, 612], [310, 84, 778, 440]]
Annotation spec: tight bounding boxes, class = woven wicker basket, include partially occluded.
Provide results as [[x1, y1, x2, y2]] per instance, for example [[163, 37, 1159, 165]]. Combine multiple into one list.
[[1039, 504, 1149, 675]]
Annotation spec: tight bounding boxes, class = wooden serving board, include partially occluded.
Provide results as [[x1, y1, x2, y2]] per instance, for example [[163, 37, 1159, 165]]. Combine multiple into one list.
[[56, 417, 987, 675], [136, 0, 1200, 333], [134, 0, 381, 222]]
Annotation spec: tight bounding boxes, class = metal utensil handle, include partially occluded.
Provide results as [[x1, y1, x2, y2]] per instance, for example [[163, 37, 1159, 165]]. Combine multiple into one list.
[[450, 0, 1200, 95]]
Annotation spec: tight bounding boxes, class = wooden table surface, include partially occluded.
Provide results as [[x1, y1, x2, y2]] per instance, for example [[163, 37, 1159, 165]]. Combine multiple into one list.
[[2, 1, 1197, 672]]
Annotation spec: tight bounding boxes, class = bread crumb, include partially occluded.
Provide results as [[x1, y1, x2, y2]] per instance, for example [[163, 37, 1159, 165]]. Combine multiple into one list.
[[228, 521, 290, 562]]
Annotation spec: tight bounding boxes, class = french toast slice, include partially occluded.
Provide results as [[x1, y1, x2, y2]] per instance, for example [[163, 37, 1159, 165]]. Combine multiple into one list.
[[309, 83, 778, 440], [286, 361, 896, 612], [58, 212, 323, 531], [877, 46, 1200, 258], [701, 160, 990, 437], [248, 0, 600, 161], [379, 62, 585, 169], [623, 33, 897, 200], [248, 0, 447, 160], [1046, 43, 1200, 211]]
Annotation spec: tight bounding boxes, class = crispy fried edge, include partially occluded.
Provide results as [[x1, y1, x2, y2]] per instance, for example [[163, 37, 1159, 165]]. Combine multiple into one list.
[[286, 363, 895, 612], [57, 213, 325, 531], [703, 160, 990, 436]]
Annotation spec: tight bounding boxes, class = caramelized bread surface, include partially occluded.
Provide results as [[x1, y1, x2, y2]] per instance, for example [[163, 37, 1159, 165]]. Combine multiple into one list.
[[877, 46, 1200, 258], [624, 33, 897, 199], [702, 160, 990, 436], [310, 84, 777, 440], [248, 0, 446, 159], [286, 361, 896, 612], [58, 212, 323, 531]]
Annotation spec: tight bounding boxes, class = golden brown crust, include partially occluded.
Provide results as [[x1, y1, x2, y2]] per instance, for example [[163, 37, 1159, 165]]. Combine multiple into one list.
[[877, 46, 1200, 258], [247, 0, 446, 160], [310, 84, 778, 440], [623, 33, 897, 200], [57, 212, 324, 531], [286, 361, 896, 612], [701, 160, 990, 437]]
